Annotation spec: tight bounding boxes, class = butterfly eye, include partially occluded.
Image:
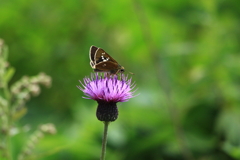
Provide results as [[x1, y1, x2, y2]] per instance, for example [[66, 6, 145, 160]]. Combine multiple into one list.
[[120, 69, 124, 72]]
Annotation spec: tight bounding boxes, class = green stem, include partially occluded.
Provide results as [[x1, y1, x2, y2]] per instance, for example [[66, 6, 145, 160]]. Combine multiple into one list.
[[100, 121, 110, 160], [4, 80, 13, 160], [0, 54, 13, 160]]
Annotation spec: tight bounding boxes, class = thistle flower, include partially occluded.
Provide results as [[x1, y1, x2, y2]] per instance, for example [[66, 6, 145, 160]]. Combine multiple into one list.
[[77, 73, 136, 122]]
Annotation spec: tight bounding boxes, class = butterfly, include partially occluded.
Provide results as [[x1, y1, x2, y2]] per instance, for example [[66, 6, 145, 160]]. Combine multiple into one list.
[[89, 46, 125, 74]]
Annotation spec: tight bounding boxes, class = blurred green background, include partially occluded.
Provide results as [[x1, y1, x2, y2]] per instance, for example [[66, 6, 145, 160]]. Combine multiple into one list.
[[1, 0, 240, 159]]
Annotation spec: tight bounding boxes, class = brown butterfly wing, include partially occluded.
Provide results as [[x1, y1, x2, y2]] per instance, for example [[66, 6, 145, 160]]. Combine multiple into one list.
[[89, 46, 98, 68], [94, 61, 120, 74], [94, 48, 118, 64], [89, 46, 124, 74]]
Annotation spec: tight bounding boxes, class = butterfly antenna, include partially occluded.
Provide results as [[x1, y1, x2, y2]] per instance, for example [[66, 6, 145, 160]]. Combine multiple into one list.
[[127, 71, 134, 75]]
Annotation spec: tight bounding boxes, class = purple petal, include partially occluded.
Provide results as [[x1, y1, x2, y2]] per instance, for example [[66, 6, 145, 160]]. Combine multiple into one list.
[[77, 73, 137, 103]]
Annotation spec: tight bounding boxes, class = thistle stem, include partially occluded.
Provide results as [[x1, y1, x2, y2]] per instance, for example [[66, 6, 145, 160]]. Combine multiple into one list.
[[100, 121, 110, 160]]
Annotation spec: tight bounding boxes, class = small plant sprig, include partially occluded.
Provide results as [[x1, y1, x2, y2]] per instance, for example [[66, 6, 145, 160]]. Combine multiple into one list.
[[0, 39, 56, 160], [17, 123, 57, 160]]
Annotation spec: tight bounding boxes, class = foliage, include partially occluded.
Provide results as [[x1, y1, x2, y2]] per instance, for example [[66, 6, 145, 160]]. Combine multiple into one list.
[[0, 40, 55, 160]]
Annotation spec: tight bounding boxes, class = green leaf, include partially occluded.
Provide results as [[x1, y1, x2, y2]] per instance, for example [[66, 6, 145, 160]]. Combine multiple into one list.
[[4, 67, 15, 83]]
